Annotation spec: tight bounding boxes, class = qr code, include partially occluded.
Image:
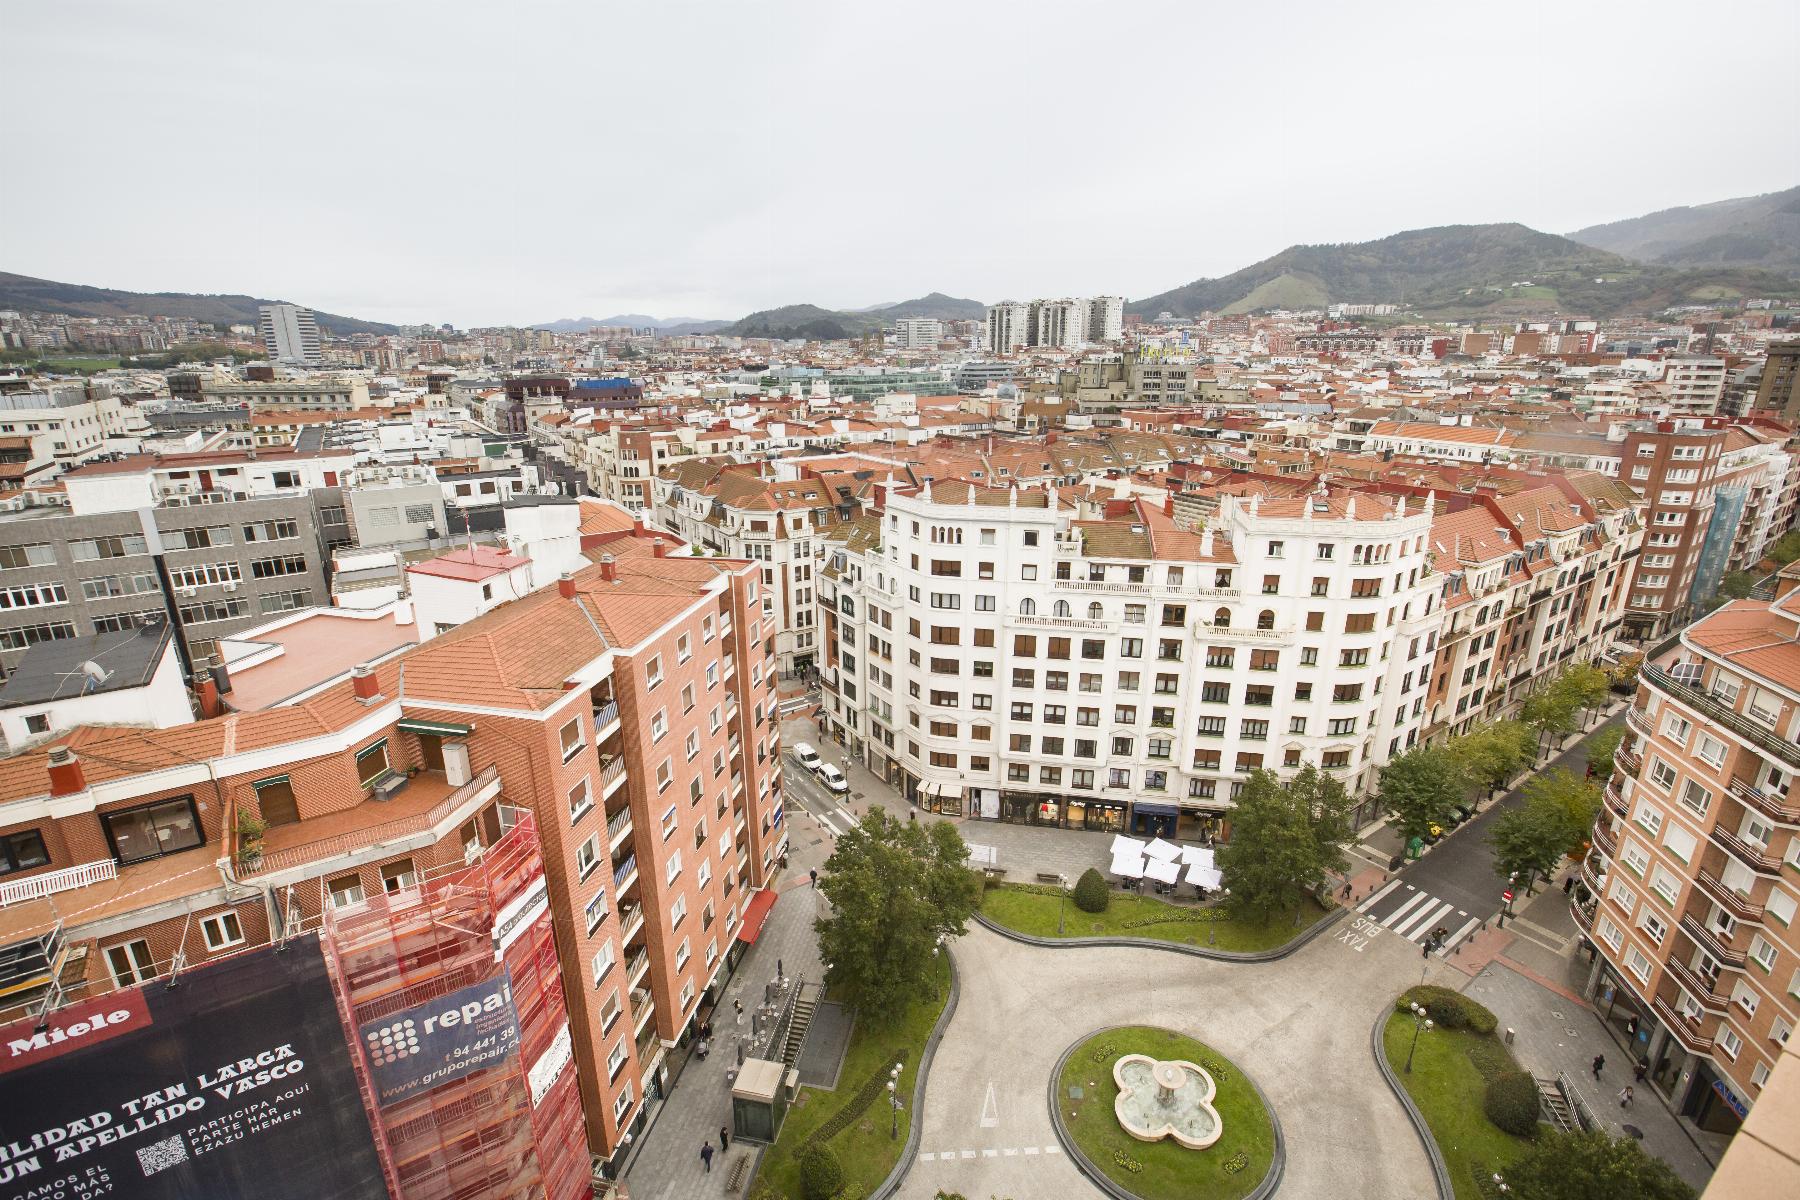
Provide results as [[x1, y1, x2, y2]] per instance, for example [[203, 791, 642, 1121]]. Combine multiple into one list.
[[137, 1134, 189, 1176]]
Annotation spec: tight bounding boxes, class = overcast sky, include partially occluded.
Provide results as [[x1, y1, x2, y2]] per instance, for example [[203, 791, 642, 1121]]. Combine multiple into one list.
[[5, 0, 1797, 327]]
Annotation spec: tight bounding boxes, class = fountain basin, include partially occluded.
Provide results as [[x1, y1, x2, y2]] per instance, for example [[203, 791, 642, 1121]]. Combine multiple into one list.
[[1112, 1053, 1222, 1149]]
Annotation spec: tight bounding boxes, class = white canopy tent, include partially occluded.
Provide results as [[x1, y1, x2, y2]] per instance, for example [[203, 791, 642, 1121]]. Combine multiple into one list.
[[1181, 845, 1216, 869], [1186, 864, 1224, 890], [1145, 859, 1182, 886], [1110, 852, 1147, 880], [1110, 834, 1146, 858], [1143, 838, 1182, 863]]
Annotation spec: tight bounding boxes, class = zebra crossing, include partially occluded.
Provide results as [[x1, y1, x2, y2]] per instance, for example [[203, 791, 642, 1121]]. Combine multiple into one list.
[[1357, 880, 1481, 955]]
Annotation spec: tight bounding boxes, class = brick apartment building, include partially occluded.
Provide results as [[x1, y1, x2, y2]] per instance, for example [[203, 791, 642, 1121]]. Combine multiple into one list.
[[0, 532, 784, 1190], [1576, 591, 1800, 1146]]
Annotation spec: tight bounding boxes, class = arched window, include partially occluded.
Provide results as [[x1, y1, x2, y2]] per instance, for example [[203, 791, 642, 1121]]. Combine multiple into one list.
[[1053, 600, 1071, 618], [1020, 597, 1037, 615], [1088, 602, 1104, 620], [1257, 609, 1275, 630], [1213, 608, 1231, 627]]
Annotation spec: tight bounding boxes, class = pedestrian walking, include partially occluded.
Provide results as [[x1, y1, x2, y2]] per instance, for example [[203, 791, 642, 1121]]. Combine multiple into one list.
[[909, 805, 917, 822], [1634, 1061, 1648, 1083], [1618, 1085, 1635, 1109], [1591, 1054, 1606, 1080], [809, 868, 818, 887], [700, 1141, 714, 1174], [720, 1125, 730, 1152]]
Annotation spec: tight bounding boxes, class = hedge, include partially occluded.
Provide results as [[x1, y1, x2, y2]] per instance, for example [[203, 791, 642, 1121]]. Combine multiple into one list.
[[1396, 984, 1497, 1034], [799, 1145, 844, 1200], [1482, 1071, 1543, 1137], [1072, 868, 1110, 913]]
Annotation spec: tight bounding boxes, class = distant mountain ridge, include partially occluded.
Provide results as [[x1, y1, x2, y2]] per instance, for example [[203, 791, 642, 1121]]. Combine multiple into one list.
[[721, 292, 983, 339], [0, 271, 395, 336], [532, 314, 729, 333], [1568, 186, 1800, 275], [1128, 221, 1800, 319]]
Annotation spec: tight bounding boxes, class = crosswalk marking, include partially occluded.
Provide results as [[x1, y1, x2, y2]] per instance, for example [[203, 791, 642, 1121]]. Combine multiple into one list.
[[1380, 889, 1433, 929], [1437, 915, 1482, 957], [1395, 899, 1454, 941], [1357, 878, 1404, 913], [1363, 883, 1479, 953], [924, 1145, 1060, 1164]]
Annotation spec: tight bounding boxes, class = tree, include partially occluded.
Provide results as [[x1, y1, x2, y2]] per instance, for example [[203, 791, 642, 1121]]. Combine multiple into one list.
[[1521, 684, 1579, 760], [1501, 1129, 1696, 1200], [814, 807, 979, 1029], [1585, 726, 1624, 780], [1217, 766, 1353, 922], [1454, 721, 1534, 798], [1769, 528, 1800, 565], [1378, 746, 1467, 842], [1718, 570, 1760, 601], [1071, 867, 1109, 913], [798, 1146, 844, 1200], [1489, 769, 1601, 892], [1558, 662, 1612, 728]]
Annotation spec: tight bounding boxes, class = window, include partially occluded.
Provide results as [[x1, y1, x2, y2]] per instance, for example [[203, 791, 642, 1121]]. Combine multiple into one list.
[[106, 940, 156, 986], [592, 943, 616, 985], [586, 888, 609, 935], [645, 654, 664, 689], [569, 777, 593, 822], [1749, 934, 1778, 973], [201, 910, 245, 950], [0, 829, 49, 875], [576, 835, 599, 880], [560, 719, 584, 762], [355, 739, 393, 787], [102, 796, 203, 863], [328, 874, 366, 909], [381, 859, 416, 892]]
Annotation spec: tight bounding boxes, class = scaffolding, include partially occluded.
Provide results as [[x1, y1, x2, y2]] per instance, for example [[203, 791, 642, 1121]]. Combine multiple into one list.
[[322, 805, 590, 1200]]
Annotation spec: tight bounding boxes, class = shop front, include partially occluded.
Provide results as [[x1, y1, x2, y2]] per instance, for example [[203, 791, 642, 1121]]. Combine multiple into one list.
[[915, 777, 968, 816], [1064, 795, 1127, 832], [1131, 801, 1179, 838], [1686, 1063, 1749, 1137]]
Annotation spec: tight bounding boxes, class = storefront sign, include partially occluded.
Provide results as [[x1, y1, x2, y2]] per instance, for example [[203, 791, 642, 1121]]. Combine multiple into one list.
[[492, 876, 549, 960], [1711, 1076, 1750, 1119], [358, 971, 521, 1107], [0, 937, 382, 1200]]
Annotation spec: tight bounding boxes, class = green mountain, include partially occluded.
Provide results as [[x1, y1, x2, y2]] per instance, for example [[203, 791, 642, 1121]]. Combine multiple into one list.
[[0, 271, 395, 336], [723, 292, 983, 339], [1569, 186, 1800, 274], [1128, 223, 1800, 319]]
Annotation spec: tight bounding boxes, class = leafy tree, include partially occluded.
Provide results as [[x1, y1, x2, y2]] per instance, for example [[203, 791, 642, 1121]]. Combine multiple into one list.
[[1559, 662, 1612, 727], [814, 807, 979, 1029], [1217, 766, 1353, 922], [1379, 746, 1468, 841], [1071, 867, 1109, 913], [1501, 1129, 1696, 1200], [798, 1145, 844, 1200], [1455, 721, 1534, 797], [1585, 726, 1624, 780], [1521, 684, 1579, 760], [1718, 570, 1760, 601], [1489, 769, 1600, 892], [1769, 528, 1800, 565]]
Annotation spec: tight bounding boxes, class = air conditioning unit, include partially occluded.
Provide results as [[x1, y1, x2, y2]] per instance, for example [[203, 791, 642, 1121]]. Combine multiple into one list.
[[222, 581, 239, 593], [179, 586, 197, 598]]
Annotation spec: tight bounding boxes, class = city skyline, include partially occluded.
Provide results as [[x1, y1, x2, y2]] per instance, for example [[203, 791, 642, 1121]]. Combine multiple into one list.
[[2, 1, 1795, 327]]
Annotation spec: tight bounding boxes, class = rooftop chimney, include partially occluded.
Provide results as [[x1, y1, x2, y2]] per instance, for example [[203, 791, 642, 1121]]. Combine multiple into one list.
[[1163, 493, 1175, 518], [598, 555, 617, 583], [351, 664, 382, 704], [653, 540, 668, 558], [47, 747, 86, 796], [559, 571, 578, 598]]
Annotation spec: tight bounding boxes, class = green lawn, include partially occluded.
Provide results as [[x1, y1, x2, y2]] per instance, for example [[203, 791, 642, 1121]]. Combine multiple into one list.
[[753, 981, 949, 1199], [1382, 1013, 1532, 1200], [1058, 1026, 1275, 1200], [980, 883, 1327, 953]]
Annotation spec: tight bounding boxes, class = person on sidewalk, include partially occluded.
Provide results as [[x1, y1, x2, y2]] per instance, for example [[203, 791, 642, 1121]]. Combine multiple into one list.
[[720, 1125, 730, 1152], [700, 1141, 714, 1174], [1563, 875, 1575, 896], [1633, 1060, 1648, 1084], [809, 868, 818, 887], [1592, 1054, 1606, 1080], [1618, 1085, 1634, 1109]]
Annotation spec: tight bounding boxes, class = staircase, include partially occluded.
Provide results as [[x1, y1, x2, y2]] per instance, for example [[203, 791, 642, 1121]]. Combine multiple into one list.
[[781, 982, 824, 1069], [1537, 1076, 1576, 1133]]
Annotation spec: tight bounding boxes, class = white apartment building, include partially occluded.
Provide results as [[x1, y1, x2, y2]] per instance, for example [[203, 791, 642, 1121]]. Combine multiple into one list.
[[1089, 296, 1125, 343], [816, 482, 1440, 837], [0, 385, 145, 472], [1031, 299, 1087, 350], [893, 318, 943, 349], [985, 303, 1030, 355], [1663, 358, 1728, 417], [200, 374, 372, 413], [258, 303, 323, 366]]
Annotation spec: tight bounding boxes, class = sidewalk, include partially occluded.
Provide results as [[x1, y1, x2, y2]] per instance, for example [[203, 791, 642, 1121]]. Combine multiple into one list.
[[619, 808, 836, 1200]]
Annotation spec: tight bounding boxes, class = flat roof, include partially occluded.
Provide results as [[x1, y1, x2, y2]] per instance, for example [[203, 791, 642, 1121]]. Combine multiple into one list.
[[407, 545, 531, 582], [0, 622, 173, 707], [223, 609, 419, 710]]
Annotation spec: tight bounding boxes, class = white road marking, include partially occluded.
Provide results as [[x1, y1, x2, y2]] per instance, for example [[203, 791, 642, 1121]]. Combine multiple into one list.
[[1396, 899, 1454, 941], [919, 1152, 935, 1162], [1045, 1144, 1061, 1154], [1356, 878, 1404, 913], [1023, 1146, 1040, 1156], [1002, 1148, 1018, 1157], [982, 1149, 997, 1158], [1380, 890, 1433, 929], [961, 1150, 976, 1159], [980, 1081, 999, 1128], [1437, 915, 1482, 956]]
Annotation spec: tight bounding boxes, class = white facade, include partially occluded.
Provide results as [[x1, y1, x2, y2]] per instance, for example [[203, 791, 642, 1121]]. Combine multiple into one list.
[[1031, 299, 1086, 350], [259, 303, 323, 366], [0, 638, 190, 751], [893, 318, 943, 349], [1662, 358, 1727, 416], [984, 303, 1030, 355], [1088, 296, 1125, 343]]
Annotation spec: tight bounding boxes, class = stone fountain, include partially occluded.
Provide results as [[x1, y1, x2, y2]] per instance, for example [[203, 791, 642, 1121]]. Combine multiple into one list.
[[1112, 1053, 1223, 1149]]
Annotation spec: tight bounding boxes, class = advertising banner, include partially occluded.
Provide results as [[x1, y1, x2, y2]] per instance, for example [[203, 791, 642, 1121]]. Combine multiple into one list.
[[358, 970, 521, 1107], [0, 935, 384, 1200]]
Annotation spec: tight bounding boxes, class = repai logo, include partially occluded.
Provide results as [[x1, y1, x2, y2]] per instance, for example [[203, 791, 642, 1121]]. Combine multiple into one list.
[[364, 1018, 420, 1065]]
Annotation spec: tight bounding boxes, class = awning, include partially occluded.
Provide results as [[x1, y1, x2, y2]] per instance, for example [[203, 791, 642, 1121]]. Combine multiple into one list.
[[916, 779, 961, 798], [1145, 859, 1182, 886], [736, 887, 779, 945], [397, 719, 473, 737], [1133, 803, 1180, 817]]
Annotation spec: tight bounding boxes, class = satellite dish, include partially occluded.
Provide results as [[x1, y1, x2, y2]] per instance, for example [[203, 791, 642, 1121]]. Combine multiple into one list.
[[80, 661, 113, 687]]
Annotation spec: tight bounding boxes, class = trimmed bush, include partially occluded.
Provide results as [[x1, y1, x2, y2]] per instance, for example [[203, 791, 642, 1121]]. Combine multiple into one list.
[[1483, 1071, 1542, 1137], [1465, 1037, 1520, 1082], [799, 1145, 844, 1200], [1072, 867, 1110, 914], [1396, 984, 1496, 1033]]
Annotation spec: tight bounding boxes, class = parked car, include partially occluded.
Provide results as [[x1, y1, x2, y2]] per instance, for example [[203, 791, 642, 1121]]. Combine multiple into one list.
[[792, 742, 821, 772], [816, 763, 849, 794]]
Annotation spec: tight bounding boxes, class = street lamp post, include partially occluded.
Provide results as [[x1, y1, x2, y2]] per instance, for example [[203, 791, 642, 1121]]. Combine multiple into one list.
[[887, 1064, 903, 1139], [1057, 873, 1069, 935], [1404, 1002, 1434, 1073]]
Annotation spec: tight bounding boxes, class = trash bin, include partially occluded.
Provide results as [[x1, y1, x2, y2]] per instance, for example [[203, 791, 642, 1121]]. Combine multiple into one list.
[[1504, 1028, 1515, 1045]]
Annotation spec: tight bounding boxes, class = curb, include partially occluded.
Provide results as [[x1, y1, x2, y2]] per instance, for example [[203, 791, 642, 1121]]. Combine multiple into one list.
[[973, 902, 1347, 962], [867, 952, 962, 1200], [1047, 1026, 1284, 1200], [1369, 1008, 1454, 1200]]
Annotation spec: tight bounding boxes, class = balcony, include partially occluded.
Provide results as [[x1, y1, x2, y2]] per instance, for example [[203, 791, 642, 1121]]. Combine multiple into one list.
[[1592, 820, 1619, 859], [628, 948, 650, 986], [1727, 777, 1800, 827], [613, 853, 639, 893], [631, 987, 654, 1034], [1625, 706, 1655, 739], [1652, 996, 1715, 1054], [606, 804, 634, 848], [600, 755, 628, 795], [593, 700, 621, 735], [1195, 622, 1288, 643], [1581, 852, 1609, 896], [620, 902, 645, 943], [0, 859, 117, 907], [1570, 891, 1598, 930], [1643, 664, 1800, 773], [636, 1022, 663, 1070], [1694, 869, 1764, 923], [1709, 826, 1784, 877], [1664, 956, 1730, 1012], [1615, 745, 1641, 776], [242, 764, 503, 883], [1603, 783, 1628, 817], [1678, 913, 1747, 969]]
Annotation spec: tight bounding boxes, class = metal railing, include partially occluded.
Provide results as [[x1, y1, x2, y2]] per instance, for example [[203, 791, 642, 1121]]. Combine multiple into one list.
[[606, 804, 633, 844], [1678, 913, 1747, 968], [1694, 870, 1763, 923], [1663, 956, 1729, 1012], [1709, 826, 1783, 876], [1726, 777, 1800, 825], [0, 859, 117, 907], [600, 755, 627, 791], [612, 854, 639, 891], [1643, 665, 1800, 773], [1652, 996, 1714, 1053], [241, 765, 500, 879], [593, 700, 621, 730]]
